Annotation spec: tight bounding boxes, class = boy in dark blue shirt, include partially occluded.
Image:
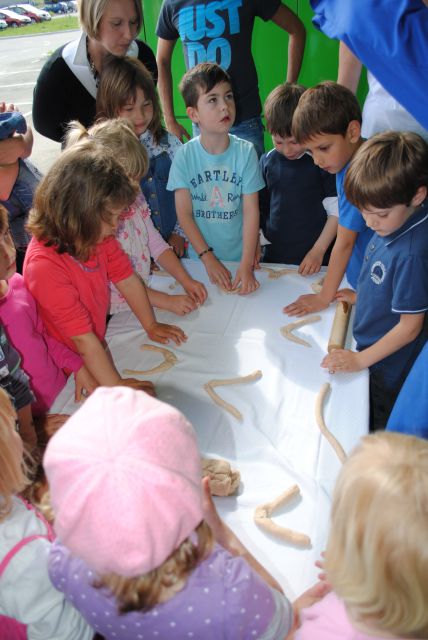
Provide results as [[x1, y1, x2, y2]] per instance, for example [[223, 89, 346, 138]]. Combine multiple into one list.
[[259, 83, 338, 274], [322, 131, 428, 430]]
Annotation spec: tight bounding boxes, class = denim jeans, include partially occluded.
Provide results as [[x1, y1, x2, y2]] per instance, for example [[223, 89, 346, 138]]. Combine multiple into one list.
[[192, 116, 265, 157]]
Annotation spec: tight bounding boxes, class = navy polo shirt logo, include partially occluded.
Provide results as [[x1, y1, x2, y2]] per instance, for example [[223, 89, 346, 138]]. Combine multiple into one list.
[[370, 260, 386, 285]]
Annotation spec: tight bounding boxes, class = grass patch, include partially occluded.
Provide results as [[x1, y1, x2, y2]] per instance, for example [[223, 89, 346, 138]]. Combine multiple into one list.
[[0, 15, 79, 36]]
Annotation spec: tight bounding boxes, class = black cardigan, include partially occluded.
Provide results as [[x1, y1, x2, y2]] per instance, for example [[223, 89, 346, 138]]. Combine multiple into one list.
[[32, 39, 157, 143]]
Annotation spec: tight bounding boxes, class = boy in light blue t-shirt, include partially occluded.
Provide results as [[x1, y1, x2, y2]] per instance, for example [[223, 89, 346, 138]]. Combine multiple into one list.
[[167, 63, 264, 295]]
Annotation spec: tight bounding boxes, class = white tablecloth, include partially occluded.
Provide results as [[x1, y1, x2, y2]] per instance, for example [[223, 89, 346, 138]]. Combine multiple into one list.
[[51, 260, 369, 599]]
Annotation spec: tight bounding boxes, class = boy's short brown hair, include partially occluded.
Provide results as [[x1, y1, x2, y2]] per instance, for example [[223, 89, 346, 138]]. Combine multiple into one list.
[[345, 131, 428, 210], [292, 81, 362, 144], [264, 83, 306, 138], [179, 62, 232, 108]]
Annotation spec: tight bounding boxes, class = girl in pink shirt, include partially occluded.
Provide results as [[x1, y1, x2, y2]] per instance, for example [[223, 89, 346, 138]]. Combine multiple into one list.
[[0, 204, 95, 415], [24, 143, 186, 394], [65, 118, 207, 315], [296, 432, 428, 640]]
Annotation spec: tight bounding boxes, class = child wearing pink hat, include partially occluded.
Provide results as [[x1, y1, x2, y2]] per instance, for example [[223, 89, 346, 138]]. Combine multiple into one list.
[[44, 387, 296, 639]]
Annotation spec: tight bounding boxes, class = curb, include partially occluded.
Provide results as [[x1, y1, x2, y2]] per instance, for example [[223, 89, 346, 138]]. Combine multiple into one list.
[[0, 27, 79, 40]]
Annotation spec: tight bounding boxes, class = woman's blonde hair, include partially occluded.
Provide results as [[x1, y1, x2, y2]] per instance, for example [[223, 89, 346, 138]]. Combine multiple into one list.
[[96, 55, 164, 144], [96, 521, 213, 612], [0, 388, 29, 521], [325, 432, 428, 638], [66, 118, 148, 180], [79, 0, 142, 40], [27, 143, 138, 262]]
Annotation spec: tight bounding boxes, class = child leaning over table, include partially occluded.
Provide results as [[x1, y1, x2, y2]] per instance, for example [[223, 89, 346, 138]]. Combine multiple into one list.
[[44, 386, 328, 640], [295, 432, 428, 640], [24, 143, 186, 396], [167, 63, 264, 295], [283, 82, 374, 317], [322, 132, 428, 430], [65, 118, 207, 316], [260, 83, 338, 274]]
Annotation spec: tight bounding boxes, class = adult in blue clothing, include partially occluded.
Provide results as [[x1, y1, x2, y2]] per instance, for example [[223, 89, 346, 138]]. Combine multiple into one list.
[[32, 0, 157, 144], [337, 43, 428, 141], [155, 0, 305, 156], [309, 0, 428, 131], [386, 342, 428, 438]]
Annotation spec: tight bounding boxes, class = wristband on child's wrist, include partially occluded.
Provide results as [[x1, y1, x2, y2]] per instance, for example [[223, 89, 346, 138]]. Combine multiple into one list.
[[198, 246, 213, 259]]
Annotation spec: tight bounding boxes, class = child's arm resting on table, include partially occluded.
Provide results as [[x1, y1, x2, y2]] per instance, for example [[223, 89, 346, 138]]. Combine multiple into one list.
[[299, 215, 338, 276], [156, 246, 208, 304], [284, 225, 357, 316], [175, 188, 232, 290], [201, 477, 283, 593], [201, 478, 329, 640], [232, 192, 260, 295], [71, 332, 154, 394], [74, 365, 98, 401], [321, 312, 425, 373], [146, 287, 197, 316], [115, 272, 187, 344], [40, 327, 97, 401]]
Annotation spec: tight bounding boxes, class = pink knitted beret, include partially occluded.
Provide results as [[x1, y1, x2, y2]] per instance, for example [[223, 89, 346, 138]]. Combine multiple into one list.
[[44, 387, 203, 577]]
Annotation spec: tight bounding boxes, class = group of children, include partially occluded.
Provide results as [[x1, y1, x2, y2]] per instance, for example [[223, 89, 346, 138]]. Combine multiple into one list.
[[1, 383, 427, 638], [0, 46, 427, 639]]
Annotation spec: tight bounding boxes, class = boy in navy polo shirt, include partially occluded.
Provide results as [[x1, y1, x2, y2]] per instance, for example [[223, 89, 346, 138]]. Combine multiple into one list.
[[284, 81, 373, 317], [259, 83, 338, 274], [322, 131, 428, 430]]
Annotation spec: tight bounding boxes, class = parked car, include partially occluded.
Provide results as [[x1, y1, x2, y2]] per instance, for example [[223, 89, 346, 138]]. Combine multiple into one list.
[[43, 2, 67, 14], [0, 18, 7, 29], [7, 4, 39, 22], [0, 8, 31, 26], [7, 4, 51, 21], [65, 0, 77, 11]]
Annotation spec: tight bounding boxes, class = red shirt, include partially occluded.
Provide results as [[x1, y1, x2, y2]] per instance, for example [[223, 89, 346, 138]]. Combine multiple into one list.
[[24, 237, 133, 352]]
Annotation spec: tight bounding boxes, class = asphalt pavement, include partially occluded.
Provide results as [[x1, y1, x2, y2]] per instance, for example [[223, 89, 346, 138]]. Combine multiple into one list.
[[0, 29, 80, 173]]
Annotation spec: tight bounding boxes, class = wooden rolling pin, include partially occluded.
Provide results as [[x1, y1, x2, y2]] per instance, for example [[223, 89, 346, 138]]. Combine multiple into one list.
[[328, 302, 352, 352]]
